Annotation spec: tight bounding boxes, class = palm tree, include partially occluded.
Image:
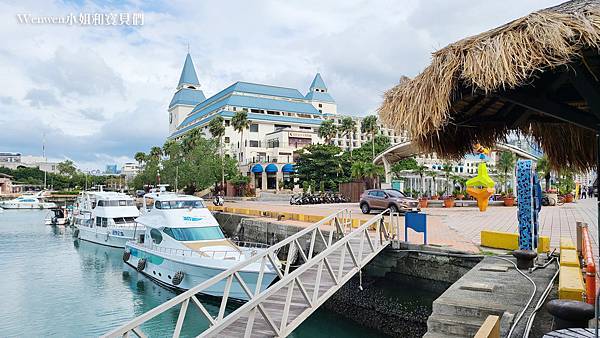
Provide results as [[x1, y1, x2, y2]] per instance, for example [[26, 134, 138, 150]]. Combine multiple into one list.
[[339, 117, 357, 157], [149, 146, 163, 160], [182, 128, 202, 153], [411, 164, 429, 196], [429, 170, 438, 196], [318, 119, 337, 144], [232, 111, 250, 162], [536, 155, 552, 191], [134, 152, 146, 167], [442, 161, 454, 195], [497, 151, 516, 193], [209, 116, 226, 189], [360, 115, 379, 160], [162, 140, 179, 160]]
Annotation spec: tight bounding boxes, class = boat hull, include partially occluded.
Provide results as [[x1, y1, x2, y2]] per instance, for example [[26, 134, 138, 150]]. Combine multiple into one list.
[[77, 226, 142, 248], [0, 202, 57, 209], [125, 246, 278, 301]]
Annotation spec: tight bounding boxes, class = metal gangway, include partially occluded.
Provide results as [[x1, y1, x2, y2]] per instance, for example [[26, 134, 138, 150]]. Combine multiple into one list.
[[103, 209, 398, 338]]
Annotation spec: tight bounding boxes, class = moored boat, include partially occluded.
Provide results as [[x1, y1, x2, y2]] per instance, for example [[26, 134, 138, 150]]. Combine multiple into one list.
[[73, 191, 143, 248], [0, 191, 57, 209], [124, 190, 280, 300]]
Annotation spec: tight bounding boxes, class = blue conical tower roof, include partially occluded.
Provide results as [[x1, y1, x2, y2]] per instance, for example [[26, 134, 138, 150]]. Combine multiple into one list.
[[309, 73, 327, 90], [177, 53, 200, 87]]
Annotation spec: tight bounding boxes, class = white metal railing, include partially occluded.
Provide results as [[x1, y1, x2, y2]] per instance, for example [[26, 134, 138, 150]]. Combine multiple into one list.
[[103, 209, 393, 338], [127, 241, 269, 261]]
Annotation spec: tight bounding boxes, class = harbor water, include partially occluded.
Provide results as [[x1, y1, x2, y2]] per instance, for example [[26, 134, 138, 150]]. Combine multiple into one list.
[[0, 210, 389, 337]]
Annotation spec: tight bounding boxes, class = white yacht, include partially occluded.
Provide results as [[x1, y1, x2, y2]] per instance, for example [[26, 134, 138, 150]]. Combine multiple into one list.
[[124, 191, 279, 300], [73, 191, 143, 248], [44, 206, 71, 226], [0, 191, 57, 209]]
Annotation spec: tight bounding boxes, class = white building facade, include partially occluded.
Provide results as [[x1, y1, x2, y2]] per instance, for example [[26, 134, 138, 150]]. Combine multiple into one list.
[[167, 53, 404, 191]]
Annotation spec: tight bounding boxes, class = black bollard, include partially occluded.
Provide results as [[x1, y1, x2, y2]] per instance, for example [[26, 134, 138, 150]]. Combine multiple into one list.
[[512, 249, 537, 269], [546, 299, 595, 329]]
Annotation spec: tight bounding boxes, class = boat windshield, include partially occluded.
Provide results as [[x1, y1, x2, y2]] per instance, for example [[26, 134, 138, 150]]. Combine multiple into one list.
[[163, 226, 224, 241], [97, 200, 135, 207], [155, 200, 205, 209]]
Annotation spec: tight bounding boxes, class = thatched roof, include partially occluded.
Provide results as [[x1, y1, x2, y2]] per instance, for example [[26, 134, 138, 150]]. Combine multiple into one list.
[[379, 0, 600, 170]]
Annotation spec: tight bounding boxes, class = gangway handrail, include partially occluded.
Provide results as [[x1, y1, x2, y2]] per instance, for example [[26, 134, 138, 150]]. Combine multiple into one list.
[[102, 208, 355, 338]]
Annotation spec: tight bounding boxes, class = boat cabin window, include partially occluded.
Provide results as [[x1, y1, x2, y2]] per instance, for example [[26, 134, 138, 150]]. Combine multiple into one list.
[[154, 200, 205, 209], [113, 217, 136, 224], [163, 226, 225, 241], [96, 217, 109, 227], [150, 229, 163, 244], [100, 200, 135, 207], [98, 200, 105, 206]]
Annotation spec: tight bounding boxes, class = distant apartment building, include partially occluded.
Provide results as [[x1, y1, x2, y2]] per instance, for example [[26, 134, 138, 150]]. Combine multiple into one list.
[[121, 162, 140, 180], [167, 53, 405, 191], [0, 152, 58, 173]]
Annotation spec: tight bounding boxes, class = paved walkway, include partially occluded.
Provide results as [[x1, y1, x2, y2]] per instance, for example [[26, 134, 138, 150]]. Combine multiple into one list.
[[225, 199, 598, 254]]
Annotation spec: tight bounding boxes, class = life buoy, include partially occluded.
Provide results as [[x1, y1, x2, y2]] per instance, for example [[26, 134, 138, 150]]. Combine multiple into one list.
[[137, 258, 146, 272], [123, 250, 131, 262], [172, 271, 185, 286]]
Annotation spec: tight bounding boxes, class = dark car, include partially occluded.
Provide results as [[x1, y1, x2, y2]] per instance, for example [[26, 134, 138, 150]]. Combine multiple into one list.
[[359, 189, 420, 214]]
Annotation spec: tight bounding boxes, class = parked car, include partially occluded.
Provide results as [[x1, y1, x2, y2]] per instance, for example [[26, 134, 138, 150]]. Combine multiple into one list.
[[359, 189, 420, 214], [135, 190, 146, 198]]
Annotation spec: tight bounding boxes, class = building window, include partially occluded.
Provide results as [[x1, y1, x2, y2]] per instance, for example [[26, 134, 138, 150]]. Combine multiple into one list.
[[225, 119, 230, 126], [319, 109, 322, 113], [224, 137, 230, 143], [250, 124, 259, 132], [318, 103, 322, 108], [232, 107, 236, 111], [249, 140, 260, 147]]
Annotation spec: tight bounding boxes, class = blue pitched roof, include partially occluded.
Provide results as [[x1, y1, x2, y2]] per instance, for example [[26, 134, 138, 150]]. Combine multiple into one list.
[[169, 88, 206, 108], [170, 110, 323, 139], [305, 90, 335, 103], [233, 82, 305, 99], [178, 53, 200, 87], [178, 91, 321, 128], [310, 73, 327, 90]]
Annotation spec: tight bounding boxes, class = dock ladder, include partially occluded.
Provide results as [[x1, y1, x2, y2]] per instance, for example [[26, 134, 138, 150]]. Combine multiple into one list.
[[103, 209, 397, 338]]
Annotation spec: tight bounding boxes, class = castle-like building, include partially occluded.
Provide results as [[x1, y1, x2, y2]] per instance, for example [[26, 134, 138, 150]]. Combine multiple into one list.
[[167, 53, 407, 191]]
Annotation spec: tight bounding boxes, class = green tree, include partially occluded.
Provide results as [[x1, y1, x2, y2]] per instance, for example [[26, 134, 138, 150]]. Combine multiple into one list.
[[134, 152, 146, 167], [536, 155, 552, 191], [442, 161, 454, 195], [149, 146, 163, 160], [209, 116, 226, 189], [232, 111, 250, 162], [318, 119, 337, 144], [182, 128, 202, 153], [339, 117, 357, 157], [295, 144, 348, 191], [360, 115, 379, 160], [392, 157, 418, 178], [57, 160, 77, 177], [497, 151, 516, 192]]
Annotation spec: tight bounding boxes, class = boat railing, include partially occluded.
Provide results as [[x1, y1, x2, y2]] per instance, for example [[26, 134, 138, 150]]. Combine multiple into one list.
[[129, 242, 261, 261]]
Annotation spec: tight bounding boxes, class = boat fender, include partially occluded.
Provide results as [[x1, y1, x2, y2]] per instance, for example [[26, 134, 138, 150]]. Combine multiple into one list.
[[73, 228, 80, 238], [172, 271, 185, 286], [123, 250, 131, 262], [105, 232, 110, 242], [137, 258, 146, 272]]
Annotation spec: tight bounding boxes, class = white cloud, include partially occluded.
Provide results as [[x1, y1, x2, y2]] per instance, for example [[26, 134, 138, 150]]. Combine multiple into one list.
[[0, 0, 565, 169]]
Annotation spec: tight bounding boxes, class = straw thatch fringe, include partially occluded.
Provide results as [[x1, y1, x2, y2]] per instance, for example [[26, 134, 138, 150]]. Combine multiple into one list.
[[379, 0, 600, 161]]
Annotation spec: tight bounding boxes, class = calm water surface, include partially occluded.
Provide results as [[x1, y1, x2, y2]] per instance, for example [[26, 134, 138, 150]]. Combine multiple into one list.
[[0, 210, 387, 337]]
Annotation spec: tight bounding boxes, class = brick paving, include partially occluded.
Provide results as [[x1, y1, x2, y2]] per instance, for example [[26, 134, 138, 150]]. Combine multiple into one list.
[[224, 198, 599, 254]]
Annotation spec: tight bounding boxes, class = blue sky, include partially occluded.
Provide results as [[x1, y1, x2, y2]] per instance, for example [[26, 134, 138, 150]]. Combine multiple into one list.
[[0, 0, 564, 170]]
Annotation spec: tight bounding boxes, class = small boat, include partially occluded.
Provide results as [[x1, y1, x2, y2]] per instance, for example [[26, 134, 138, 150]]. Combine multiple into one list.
[[0, 191, 57, 209], [73, 190, 143, 248], [45, 206, 71, 226], [124, 189, 280, 300]]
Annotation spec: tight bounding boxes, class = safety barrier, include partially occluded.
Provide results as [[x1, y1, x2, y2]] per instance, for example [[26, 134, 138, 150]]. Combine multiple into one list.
[[480, 230, 550, 253], [581, 226, 596, 304]]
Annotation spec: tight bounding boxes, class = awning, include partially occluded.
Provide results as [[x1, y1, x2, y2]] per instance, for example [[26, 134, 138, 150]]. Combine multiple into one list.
[[251, 164, 264, 173], [265, 164, 278, 173], [282, 163, 295, 173]]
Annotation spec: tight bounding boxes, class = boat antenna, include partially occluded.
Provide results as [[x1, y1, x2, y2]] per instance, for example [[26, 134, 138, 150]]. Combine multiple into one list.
[[43, 132, 47, 190]]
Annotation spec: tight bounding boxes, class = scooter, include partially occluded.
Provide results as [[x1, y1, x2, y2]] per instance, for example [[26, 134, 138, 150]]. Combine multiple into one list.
[[213, 195, 224, 206]]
